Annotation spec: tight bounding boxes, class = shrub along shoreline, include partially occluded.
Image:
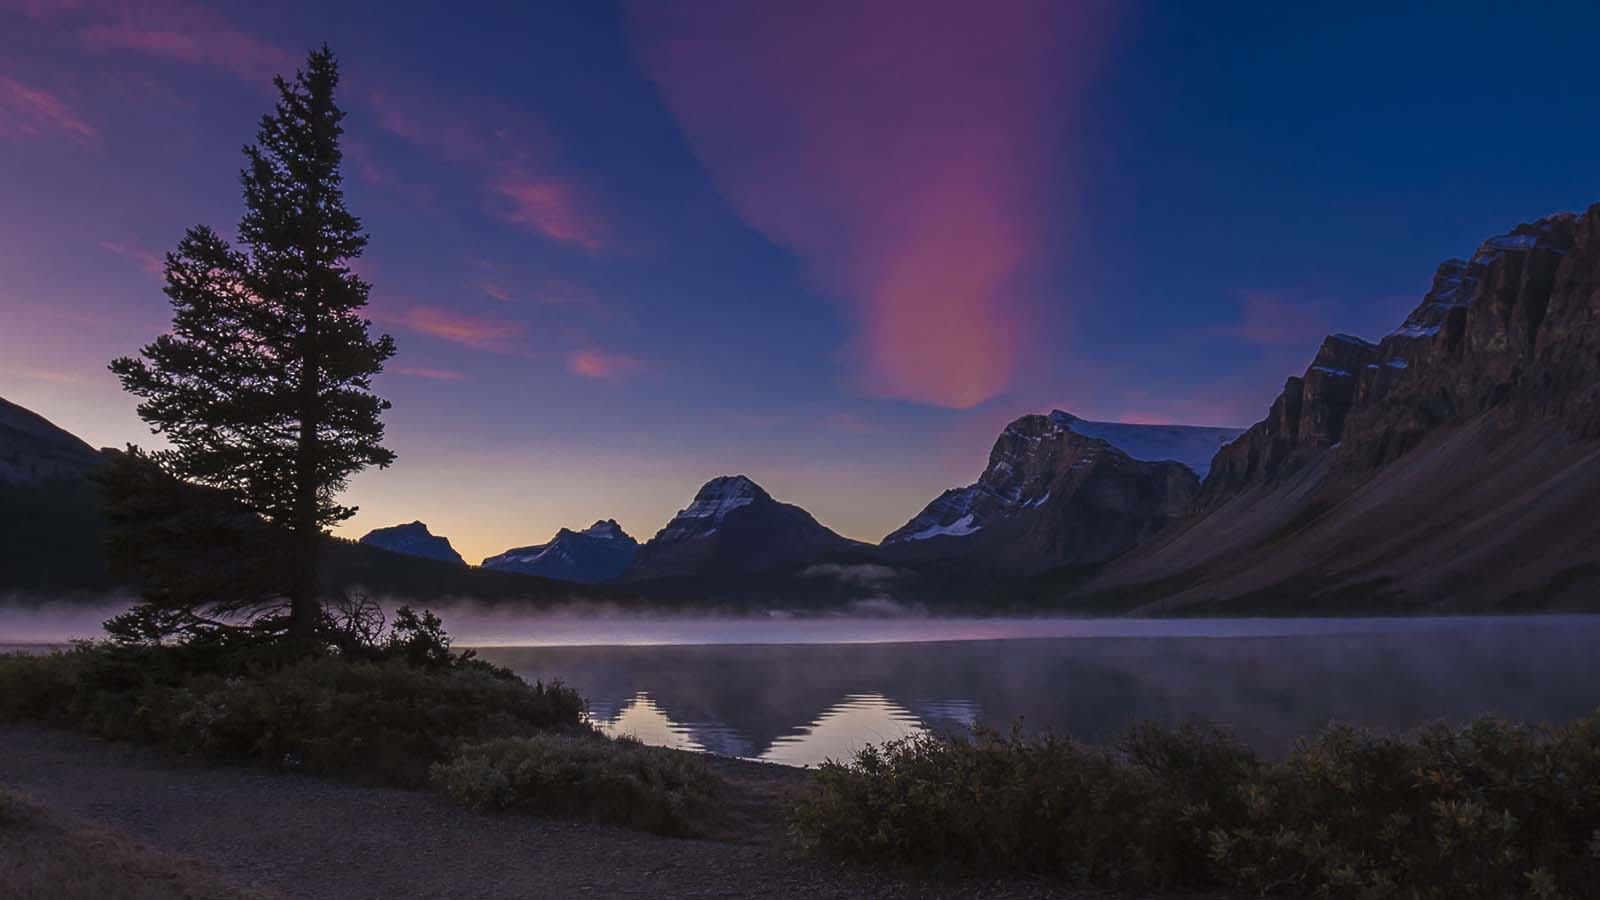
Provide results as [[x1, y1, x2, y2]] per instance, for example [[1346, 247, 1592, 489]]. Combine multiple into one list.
[[793, 718, 1600, 899], [0, 632, 725, 837]]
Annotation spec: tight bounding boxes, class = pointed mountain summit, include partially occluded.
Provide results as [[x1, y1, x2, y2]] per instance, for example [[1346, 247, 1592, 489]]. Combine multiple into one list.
[[883, 410, 1242, 574], [482, 519, 639, 584], [357, 521, 466, 566], [625, 475, 872, 582]]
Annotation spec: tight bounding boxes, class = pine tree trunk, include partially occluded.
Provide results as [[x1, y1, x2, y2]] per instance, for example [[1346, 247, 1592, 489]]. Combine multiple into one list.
[[289, 300, 322, 639]]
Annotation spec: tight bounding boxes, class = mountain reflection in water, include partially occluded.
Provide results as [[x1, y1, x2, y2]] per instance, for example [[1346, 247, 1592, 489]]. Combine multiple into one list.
[[478, 618, 1600, 768]]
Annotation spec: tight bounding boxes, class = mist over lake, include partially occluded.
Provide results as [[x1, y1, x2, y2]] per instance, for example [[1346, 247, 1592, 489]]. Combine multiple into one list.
[[458, 615, 1600, 767]]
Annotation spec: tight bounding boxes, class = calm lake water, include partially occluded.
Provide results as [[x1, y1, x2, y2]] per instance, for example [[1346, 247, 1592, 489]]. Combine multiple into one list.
[[473, 616, 1600, 767]]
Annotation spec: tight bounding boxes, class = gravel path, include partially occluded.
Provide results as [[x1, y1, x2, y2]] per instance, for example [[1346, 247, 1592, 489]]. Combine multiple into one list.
[[0, 725, 1168, 900]]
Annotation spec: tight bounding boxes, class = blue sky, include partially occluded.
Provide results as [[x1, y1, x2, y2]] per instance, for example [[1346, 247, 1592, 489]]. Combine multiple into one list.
[[3, 1, 1597, 561]]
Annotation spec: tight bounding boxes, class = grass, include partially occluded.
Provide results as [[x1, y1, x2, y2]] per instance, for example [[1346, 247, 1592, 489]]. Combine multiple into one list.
[[794, 716, 1600, 899], [0, 786, 277, 900]]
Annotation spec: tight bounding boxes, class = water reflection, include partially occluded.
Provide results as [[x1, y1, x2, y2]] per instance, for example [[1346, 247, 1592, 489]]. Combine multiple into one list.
[[479, 618, 1600, 768], [761, 694, 928, 766]]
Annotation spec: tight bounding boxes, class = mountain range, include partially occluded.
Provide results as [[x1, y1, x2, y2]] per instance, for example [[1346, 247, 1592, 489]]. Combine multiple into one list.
[[7, 202, 1600, 613]]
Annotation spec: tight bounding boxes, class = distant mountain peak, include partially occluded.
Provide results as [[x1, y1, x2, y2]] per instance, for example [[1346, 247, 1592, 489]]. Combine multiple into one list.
[[883, 409, 1236, 570], [625, 475, 868, 582], [481, 518, 638, 584], [358, 521, 466, 566], [581, 518, 627, 540], [663, 475, 771, 536]]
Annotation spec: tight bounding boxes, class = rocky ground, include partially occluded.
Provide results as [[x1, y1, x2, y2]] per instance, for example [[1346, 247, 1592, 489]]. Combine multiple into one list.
[[0, 725, 1204, 900]]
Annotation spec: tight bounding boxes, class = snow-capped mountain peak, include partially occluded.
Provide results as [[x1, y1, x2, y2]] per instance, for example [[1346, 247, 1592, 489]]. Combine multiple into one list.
[[664, 475, 768, 534]]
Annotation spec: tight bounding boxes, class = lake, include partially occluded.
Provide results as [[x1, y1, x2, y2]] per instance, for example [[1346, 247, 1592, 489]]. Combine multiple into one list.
[[471, 616, 1600, 767]]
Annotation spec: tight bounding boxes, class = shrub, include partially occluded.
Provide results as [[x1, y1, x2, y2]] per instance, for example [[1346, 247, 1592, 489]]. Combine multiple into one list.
[[793, 723, 1252, 888], [1209, 717, 1600, 899], [433, 734, 723, 835], [0, 645, 585, 786], [794, 714, 1600, 898]]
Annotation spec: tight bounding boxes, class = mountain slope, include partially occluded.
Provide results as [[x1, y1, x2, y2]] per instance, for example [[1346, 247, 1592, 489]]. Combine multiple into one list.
[[1084, 204, 1600, 611], [882, 411, 1241, 575], [482, 520, 638, 584], [0, 397, 102, 484], [357, 522, 466, 565], [0, 394, 634, 606], [624, 475, 873, 583], [0, 397, 115, 592]]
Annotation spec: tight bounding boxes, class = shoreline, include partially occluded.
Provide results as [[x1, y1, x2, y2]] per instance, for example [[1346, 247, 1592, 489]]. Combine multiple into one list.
[[0, 723, 1158, 900]]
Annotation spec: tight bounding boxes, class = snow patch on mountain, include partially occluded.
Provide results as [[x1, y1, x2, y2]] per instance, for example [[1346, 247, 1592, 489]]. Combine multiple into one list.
[[902, 513, 982, 541], [1049, 411, 1245, 478]]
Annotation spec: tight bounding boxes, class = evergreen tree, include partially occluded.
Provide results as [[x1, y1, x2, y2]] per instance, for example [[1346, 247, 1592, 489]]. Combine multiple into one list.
[[111, 46, 394, 637]]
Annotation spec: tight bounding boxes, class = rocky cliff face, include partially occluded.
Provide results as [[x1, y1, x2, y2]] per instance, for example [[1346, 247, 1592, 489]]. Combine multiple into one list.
[[624, 475, 872, 582], [357, 521, 466, 566], [482, 519, 639, 584], [884, 411, 1240, 574], [1090, 204, 1600, 612], [1201, 210, 1591, 510]]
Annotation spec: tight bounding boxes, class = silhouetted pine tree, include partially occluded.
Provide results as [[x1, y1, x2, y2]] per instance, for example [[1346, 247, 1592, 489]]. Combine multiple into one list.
[[110, 46, 394, 637]]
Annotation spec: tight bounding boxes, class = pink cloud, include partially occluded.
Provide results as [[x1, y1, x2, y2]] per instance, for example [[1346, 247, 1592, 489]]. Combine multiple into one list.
[[342, 138, 390, 187], [476, 279, 514, 303], [491, 174, 607, 253], [9, 1, 293, 83], [367, 88, 608, 253], [824, 412, 884, 435], [568, 348, 644, 380], [0, 74, 95, 143], [99, 240, 163, 276], [629, 1, 1115, 409], [399, 306, 526, 354], [391, 365, 473, 381]]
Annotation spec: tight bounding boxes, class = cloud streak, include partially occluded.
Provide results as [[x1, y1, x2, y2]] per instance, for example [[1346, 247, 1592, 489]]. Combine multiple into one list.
[[367, 88, 609, 254], [568, 348, 644, 380], [8, 0, 293, 83], [398, 305, 527, 355], [630, 0, 1114, 408], [0, 74, 95, 143], [391, 365, 473, 381]]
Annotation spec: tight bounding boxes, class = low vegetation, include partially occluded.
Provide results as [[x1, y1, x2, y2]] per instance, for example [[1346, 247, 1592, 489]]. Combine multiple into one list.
[[794, 716, 1600, 899], [0, 786, 277, 900], [0, 611, 584, 787], [433, 733, 722, 835]]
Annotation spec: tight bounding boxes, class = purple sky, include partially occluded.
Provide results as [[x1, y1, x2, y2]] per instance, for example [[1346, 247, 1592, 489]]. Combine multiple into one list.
[[4, 1, 1598, 562]]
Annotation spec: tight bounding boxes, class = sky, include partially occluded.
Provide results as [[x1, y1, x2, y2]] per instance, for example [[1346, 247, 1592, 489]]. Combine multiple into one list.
[[4, 1, 1599, 563]]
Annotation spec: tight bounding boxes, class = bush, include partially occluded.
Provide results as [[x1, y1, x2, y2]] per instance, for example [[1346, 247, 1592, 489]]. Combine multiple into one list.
[[433, 734, 723, 835], [793, 723, 1253, 888], [794, 714, 1600, 898], [0, 644, 585, 786]]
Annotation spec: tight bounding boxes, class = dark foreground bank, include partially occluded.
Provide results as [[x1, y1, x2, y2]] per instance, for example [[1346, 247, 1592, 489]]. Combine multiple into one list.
[[0, 724, 1140, 900]]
